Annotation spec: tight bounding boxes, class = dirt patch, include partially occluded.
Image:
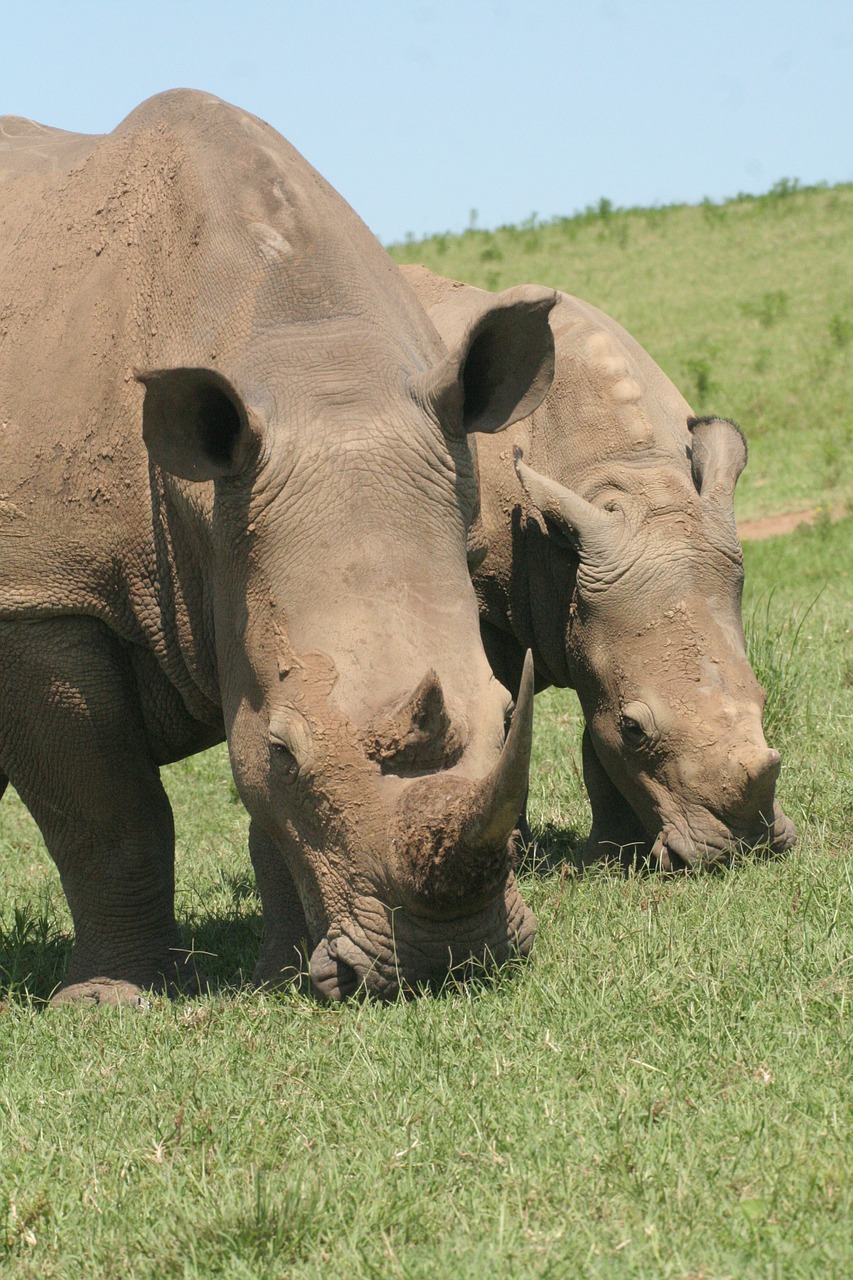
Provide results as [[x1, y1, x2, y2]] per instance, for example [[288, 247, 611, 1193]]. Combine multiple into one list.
[[737, 508, 822, 541]]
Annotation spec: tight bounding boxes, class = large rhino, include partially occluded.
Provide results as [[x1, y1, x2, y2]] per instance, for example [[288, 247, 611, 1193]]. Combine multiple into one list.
[[402, 265, 796, 869], [0, 92, 558, 1003]]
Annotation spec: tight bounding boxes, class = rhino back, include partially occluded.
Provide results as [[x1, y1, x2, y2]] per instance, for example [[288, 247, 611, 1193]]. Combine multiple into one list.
[[524, 291, 694, 491], [0, 91, 440, 633], [400, 265, 700, 694]]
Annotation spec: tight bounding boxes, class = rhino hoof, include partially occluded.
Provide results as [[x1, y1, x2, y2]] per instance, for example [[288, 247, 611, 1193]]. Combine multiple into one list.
[[51, 978, 152, 1008]]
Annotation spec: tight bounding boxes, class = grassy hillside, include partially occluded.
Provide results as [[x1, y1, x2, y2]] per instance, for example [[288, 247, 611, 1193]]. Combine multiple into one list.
[[1, 192, 852, 1277], [390, 181, 853, 523]]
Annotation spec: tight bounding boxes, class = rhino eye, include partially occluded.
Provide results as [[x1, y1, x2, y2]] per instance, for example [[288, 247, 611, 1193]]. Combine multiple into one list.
[[620, 716, 648, 746], [270, 737, 300, 779], [269, 708, 314, 776], [619, 701, 657, 748]]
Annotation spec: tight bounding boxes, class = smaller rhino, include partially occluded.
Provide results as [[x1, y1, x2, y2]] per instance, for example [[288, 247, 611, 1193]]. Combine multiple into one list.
[[402, 265, 797, 869]]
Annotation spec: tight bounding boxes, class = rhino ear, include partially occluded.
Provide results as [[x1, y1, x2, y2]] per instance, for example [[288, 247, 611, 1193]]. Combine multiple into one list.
[[689, 416, 747, 503], [138, 367, 259, 481], [415, 285, 557, 435]]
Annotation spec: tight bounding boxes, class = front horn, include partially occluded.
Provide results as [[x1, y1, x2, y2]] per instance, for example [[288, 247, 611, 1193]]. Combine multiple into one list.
[[455, 648, 535, 852], [390, 652, 535, 912]]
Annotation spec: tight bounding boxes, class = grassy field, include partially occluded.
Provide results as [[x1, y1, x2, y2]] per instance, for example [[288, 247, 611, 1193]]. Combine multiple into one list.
[[390, 181, 853, 524], [2, 189, 852, 1278]]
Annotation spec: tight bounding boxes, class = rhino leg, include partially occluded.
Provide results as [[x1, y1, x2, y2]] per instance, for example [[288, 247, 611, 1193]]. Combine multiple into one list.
[[0, 617, 197, 1004], [249, 821, 310, 988], [581, 729, 653, 870]]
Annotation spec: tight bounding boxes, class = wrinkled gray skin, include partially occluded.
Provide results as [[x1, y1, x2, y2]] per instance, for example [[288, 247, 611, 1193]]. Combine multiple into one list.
[[403, 265, 797, 870], [0, 92, 558, 1003]]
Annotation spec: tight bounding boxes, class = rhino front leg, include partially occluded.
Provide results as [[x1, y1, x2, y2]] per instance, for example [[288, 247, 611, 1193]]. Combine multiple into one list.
[[0, 617, 196, 1004], [581, 728, 653, 870], [249, 821, 309, 988]]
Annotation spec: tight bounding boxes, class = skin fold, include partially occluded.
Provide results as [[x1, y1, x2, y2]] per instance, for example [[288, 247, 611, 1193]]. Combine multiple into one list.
[[0, 92, 559, 1003], [403, 264, 797, 871]]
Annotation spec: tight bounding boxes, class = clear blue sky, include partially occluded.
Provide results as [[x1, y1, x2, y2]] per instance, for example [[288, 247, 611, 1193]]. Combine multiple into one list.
[[2, 1, 851, 244]]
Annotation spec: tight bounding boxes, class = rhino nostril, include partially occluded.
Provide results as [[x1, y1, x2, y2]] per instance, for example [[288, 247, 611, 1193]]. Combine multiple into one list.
[[308, 936, 361, 1002]]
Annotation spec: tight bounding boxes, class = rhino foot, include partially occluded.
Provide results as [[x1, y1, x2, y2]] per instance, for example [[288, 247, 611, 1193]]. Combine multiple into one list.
[[51, 978, 153, 1008], [51, 949, 208, 1007]]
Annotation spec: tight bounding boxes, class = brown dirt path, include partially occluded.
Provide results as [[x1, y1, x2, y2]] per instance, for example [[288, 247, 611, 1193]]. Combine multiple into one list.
[[738, 508, 820, 541], [737, 505, 846, 541]]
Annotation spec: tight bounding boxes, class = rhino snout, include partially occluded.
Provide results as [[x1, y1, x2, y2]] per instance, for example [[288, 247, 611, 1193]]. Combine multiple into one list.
[[387, 651, 534, 915], [308, 934, 363, 1002], [715, 743, 785, 835], [653, 793, 797, 871], [741, 746, 781, 792], [647, 727, 792, 868], [308, 881, 536, 1002]]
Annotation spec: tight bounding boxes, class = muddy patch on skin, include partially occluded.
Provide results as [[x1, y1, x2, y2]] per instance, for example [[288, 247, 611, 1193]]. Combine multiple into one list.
[[392, 775, 513, 910]]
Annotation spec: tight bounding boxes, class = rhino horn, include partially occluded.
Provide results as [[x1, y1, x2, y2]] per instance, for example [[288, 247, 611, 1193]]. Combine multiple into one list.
[[455, 648, 535, 851], [366, 668, 464, 773], [389, 653, 535, 911], [514, 450, 618, 563], [688, 416, 747, 504]]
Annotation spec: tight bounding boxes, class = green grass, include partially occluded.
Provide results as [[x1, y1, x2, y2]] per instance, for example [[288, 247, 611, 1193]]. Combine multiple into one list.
[[2, 193, 852, 1276], [390, 181, 853, 523], [1, 517, 850, 1278]]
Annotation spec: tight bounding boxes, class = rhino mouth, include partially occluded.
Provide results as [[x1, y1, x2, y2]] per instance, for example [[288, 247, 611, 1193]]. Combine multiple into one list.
[[651, 801, 797, 871], [308, 877, 536, 1001]]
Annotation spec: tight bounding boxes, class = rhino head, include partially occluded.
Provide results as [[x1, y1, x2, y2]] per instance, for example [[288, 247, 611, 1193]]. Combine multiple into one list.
[[139, 281, 555, 998], [516, 417, 797, 869]]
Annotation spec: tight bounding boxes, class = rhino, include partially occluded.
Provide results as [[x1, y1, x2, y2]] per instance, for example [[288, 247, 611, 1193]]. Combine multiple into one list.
[[402, 265, 797, 869], [0, 92, 559, 1004]]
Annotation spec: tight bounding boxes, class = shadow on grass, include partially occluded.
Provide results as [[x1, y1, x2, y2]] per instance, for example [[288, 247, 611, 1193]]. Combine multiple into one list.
[[0, 906, 71, 1003], [517, 822, 796, 887], [179, 909, 264, 992], [516, 821, 589, 877], [150, 1170, 324, 1277], [5, 838, 648, 1006], [0, 900, 544, 1006], [0, 886, 265, 1005]]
